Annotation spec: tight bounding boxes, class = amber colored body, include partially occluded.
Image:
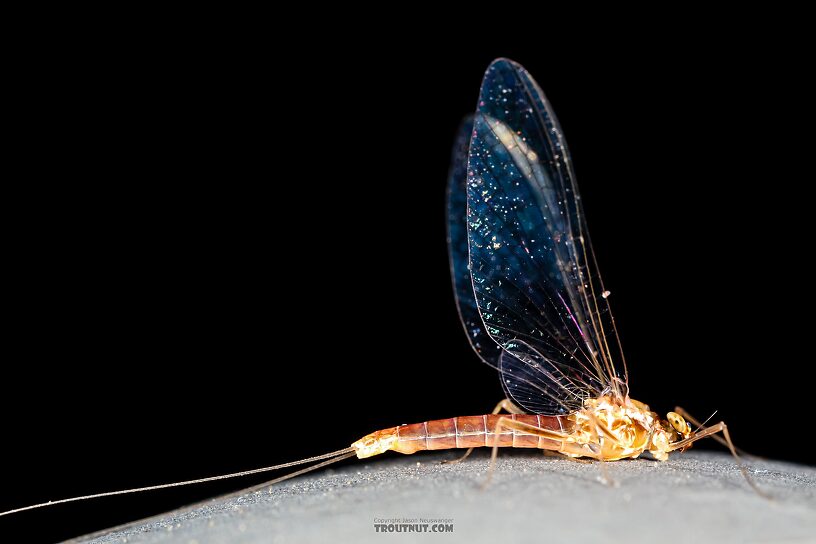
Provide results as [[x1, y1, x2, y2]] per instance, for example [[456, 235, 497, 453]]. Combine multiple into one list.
[[352, 396, 692, 462], [0, 395, 759, 518], [386, 414, 569, 454]]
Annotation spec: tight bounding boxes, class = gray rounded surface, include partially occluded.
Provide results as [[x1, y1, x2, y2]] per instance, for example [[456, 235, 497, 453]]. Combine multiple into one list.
[[67, 451, 816, 544]]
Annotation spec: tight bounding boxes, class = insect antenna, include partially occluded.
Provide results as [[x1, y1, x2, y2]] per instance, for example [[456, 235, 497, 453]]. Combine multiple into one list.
[[692, 410, 718, 433], [0, 447, 355, 517]]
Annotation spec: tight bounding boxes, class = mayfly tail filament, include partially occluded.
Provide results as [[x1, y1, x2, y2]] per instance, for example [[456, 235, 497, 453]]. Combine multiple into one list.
[[0, 447, 356, 517]]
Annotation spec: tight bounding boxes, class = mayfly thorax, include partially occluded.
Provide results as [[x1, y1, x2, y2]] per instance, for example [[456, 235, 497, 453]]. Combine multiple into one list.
[[1, 58, 765, 519]]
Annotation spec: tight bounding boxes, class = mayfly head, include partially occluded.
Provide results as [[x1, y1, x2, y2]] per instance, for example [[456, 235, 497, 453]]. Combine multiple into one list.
[[646, 411, 693, 460], [644, 410, 693, 461], [666, 411, 692, 440]]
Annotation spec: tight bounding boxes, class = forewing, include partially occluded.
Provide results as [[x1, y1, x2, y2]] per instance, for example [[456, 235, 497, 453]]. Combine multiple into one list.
[[466, 59, 625, 414]]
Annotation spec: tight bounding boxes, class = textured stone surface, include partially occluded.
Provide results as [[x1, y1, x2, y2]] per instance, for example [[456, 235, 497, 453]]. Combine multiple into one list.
[[68, 450, 816, 544]]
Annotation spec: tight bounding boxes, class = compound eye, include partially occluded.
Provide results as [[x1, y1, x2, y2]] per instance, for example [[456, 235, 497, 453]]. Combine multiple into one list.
[[667, 412, 689, 434]]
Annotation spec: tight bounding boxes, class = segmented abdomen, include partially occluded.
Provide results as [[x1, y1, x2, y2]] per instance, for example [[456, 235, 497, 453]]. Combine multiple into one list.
[[391, 414, 570, 455]]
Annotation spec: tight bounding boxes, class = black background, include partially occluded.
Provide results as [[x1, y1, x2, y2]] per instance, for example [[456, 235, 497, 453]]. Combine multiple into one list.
[[3, 21, 814, 543]]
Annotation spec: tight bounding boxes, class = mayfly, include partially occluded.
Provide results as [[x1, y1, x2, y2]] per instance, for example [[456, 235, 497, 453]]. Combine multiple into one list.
[[1, 58, 764, 518]]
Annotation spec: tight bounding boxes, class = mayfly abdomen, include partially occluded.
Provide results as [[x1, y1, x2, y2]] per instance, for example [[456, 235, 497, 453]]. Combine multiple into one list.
[[352, 414, 572, 458]]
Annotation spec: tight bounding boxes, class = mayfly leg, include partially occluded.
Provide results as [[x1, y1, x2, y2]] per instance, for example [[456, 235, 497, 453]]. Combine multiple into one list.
[[668, 421, 769, 498], [673, 406, 756, 458], [483, 417, 572, 488], [542, 450, 593, 463], [442, 399, 524, 465], [585, 412, 621, 486]]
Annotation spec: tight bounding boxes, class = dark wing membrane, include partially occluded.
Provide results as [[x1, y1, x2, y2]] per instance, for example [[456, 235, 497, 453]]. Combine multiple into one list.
[[447, 117, 502, 368], [466, 59, 626, 414]]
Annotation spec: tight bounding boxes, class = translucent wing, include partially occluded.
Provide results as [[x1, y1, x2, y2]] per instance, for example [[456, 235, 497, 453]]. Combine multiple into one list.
[[499, 341, 602, 415], [464, 58, 626, 414], [447, 117, 502, 368]]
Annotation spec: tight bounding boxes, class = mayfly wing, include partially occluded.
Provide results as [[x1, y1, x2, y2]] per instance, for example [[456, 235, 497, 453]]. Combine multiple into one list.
[[448, 114, 594, 412], [447, 116, 502, 368], [464, 58, 626, 414], [498, 340, 601, 415]]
